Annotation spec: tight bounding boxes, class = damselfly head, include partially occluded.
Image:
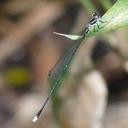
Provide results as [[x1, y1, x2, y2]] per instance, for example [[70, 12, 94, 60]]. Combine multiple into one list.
[[92, 12, 98, 17]]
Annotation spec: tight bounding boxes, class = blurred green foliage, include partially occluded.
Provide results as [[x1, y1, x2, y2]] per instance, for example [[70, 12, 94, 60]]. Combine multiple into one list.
[[5, 67, 30, 87]]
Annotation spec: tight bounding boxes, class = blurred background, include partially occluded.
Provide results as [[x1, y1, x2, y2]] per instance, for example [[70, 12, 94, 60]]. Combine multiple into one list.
[[0, 0, 128, 128]]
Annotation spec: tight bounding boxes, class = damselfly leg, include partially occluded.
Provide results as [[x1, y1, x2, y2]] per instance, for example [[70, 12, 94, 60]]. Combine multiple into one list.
[[88, 12, 106, 32]]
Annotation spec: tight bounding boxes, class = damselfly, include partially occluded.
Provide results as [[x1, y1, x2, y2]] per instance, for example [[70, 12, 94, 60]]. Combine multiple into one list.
[[32, 12, 103, 122]]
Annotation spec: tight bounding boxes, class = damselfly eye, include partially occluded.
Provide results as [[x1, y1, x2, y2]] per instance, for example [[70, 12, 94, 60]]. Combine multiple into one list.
[[92, 12, 97, 17]]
